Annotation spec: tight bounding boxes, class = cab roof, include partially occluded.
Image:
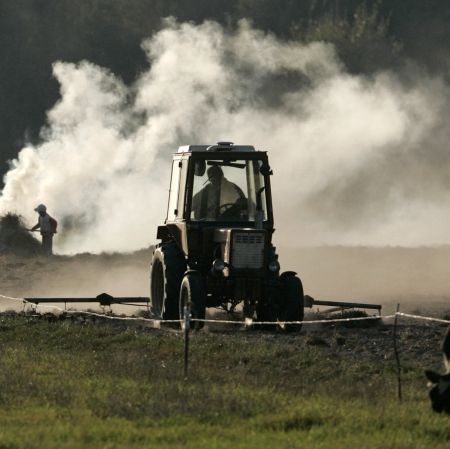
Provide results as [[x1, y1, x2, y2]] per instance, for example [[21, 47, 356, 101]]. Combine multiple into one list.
[[177, 142, 256, 153]]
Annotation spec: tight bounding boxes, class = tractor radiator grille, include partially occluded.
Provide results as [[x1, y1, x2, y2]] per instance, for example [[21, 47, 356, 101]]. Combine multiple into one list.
[[231, 232, 265, 269]]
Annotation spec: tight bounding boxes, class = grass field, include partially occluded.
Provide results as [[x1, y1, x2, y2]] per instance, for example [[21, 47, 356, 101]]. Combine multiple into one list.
[[0, 313, 449, 449]]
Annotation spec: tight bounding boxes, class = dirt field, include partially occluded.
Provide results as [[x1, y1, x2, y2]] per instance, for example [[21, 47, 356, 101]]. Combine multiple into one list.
[[283, 245, 450, 316], [1, 245, 450, 317]]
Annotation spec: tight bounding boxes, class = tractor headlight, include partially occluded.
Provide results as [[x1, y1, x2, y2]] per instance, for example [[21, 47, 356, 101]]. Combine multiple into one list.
[[268, 260, 280, 272], [212, 258, 225, 272]]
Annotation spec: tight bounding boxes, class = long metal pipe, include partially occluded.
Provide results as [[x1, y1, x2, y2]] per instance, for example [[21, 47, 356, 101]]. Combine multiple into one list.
[[24, 295, 381, 312], [309, 299, 382, 311], [24, 295, 150, 306]]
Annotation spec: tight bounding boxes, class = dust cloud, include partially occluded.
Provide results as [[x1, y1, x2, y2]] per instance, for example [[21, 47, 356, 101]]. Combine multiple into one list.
[[1, 19, 450, 253]]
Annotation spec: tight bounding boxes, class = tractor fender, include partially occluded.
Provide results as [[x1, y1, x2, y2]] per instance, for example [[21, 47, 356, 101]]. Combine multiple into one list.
[[280, 271, 298, 278]]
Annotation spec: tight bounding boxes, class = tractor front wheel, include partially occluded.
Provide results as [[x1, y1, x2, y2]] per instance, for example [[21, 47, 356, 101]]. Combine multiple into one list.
[[279, 272, 304, 332], [179, 273, 206, 330], [150, 242, 186, 320]]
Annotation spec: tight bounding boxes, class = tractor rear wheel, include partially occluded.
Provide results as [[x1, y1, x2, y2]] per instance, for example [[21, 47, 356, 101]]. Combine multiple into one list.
[[179, 273, 206, 330], [150, 242, 186, 320], [279, 272, 304, 332]]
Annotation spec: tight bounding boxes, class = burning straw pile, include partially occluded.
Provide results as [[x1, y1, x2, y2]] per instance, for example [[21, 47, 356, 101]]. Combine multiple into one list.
[[0, 213, 41, 255]]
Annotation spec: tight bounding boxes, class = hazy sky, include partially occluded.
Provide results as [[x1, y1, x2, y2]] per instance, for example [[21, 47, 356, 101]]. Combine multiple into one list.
[[1, 19, 450, 253]]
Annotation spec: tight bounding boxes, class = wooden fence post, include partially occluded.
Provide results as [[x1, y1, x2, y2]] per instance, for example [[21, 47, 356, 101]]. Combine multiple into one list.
[[393, 303, 402, 402]]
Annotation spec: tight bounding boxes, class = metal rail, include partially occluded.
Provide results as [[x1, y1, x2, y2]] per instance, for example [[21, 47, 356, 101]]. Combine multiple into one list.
[[304, 295, 382, 313], [312, 299, 381, 311], [23, 293, 381, 314], [24, 293, 150, 307]]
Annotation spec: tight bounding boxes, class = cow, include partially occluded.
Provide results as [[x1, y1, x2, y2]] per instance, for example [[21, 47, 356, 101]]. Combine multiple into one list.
[[425, 327, 450, 413]]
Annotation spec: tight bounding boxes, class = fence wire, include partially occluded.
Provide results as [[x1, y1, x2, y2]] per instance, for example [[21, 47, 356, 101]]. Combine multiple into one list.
[[1, 293, 449, 328]]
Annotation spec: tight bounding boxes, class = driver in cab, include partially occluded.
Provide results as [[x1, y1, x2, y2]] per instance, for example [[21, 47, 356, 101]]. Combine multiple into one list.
[[192, 165, 246, 220]]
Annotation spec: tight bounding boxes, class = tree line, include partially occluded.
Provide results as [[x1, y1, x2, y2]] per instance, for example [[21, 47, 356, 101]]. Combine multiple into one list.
[[1, 0, 449, 180]]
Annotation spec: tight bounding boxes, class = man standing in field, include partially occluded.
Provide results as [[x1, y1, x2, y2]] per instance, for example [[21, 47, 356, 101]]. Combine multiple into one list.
[[30, 204, 57, 255]]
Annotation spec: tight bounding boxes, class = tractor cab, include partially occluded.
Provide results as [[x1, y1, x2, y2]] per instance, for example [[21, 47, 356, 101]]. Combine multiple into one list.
[[162, 142, 273, 224]]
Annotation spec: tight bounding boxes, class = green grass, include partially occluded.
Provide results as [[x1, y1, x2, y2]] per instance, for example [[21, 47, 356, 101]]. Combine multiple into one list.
[[0, 315, 448, 449]]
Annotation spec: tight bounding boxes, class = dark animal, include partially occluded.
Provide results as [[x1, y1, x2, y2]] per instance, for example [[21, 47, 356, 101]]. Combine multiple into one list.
[[425, 327, 450, 413]]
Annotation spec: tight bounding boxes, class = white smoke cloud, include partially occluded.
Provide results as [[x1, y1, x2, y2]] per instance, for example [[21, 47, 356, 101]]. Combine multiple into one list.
[[1, 18, 450, 253]]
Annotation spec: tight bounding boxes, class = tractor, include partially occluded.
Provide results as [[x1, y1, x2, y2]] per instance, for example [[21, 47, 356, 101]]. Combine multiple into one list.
[[150, 142, 304, 330]]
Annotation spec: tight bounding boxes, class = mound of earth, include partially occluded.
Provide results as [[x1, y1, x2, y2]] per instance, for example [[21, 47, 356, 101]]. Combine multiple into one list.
[[0, 214, 42, 256]]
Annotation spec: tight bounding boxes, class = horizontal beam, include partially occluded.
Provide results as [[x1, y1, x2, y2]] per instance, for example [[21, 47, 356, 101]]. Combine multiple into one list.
[[306, 296, 382, 311], [24, 298, 150, 303], [24, 294, 381, 312], [24, 294, 150, 306]]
